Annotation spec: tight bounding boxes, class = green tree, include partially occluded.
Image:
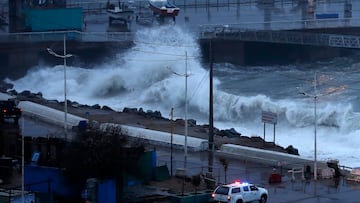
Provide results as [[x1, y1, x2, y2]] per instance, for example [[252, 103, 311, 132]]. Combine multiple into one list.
[[61, 125, 145, 185]]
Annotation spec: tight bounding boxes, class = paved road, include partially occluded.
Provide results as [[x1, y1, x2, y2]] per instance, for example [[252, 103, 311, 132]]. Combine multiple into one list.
[[155, 146, 360, 203]]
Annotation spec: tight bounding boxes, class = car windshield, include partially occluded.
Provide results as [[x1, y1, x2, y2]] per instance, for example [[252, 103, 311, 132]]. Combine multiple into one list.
[[215, 186, 229, 195]]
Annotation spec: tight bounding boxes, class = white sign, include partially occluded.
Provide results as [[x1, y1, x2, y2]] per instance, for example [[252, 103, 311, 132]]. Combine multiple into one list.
[[262, 111, 277, 124]]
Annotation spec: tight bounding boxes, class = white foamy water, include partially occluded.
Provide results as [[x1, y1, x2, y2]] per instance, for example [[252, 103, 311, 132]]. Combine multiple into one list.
[[7, 25, 360, 168]]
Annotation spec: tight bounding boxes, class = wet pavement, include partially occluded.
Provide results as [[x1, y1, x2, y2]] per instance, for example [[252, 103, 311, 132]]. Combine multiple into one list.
[[153, 146, 360, 203], [2, 103, 360, 202]]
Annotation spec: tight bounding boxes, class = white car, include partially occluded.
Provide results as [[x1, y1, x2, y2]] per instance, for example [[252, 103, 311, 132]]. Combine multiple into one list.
[[211, 181, 268, 203]]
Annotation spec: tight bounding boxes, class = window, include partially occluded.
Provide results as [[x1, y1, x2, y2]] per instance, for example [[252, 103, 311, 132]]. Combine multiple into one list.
[[243, 186, 249, 192], [231, 187, 240, 194], [215, 186, 230, 195], [250, 185, 258, 191]]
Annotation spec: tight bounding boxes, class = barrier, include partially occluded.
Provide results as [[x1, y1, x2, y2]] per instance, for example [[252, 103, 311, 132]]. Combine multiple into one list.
[[217, 144, 328, 170], [18, 101, 88, 130], [100, 123, 208, 152]]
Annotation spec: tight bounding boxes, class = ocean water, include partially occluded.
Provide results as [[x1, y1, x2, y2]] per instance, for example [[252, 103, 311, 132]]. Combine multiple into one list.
[[7, 24, 360, 168]]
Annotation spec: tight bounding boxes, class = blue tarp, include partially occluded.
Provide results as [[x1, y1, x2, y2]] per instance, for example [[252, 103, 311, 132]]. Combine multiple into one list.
[[25, 165, 81, 197], [97, 179, 116, 203]]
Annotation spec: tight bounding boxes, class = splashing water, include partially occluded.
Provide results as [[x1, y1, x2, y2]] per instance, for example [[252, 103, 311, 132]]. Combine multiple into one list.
[[7, 25, 360, 168]]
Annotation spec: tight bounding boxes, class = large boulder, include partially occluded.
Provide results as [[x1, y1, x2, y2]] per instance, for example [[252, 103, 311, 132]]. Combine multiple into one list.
[[285, 145, 299, 155]]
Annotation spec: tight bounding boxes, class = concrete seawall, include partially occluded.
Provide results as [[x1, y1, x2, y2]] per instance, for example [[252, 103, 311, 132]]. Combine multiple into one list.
[[17, 101, 88, 130], [216, 144, 327, 170], [100, 123, 208, 152], [1, 92, 330, 171]]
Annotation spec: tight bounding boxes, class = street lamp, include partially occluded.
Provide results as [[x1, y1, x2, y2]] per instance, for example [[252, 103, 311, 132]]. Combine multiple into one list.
[[21, 117, 25, 203], [299, 72, 345, 181], [299, 72, 319, 181], [47, 34, 73, 140]]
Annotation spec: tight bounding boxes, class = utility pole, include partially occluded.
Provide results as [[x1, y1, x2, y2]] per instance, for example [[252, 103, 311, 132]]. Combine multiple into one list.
[[167, 52, 190, 171], [208, 40, 214, 174], [170, 107, 174, 177], [184, 51, 188, 170]]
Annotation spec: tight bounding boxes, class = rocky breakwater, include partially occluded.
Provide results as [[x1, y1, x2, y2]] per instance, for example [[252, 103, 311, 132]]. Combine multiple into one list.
[[3, 83, 299, 156]]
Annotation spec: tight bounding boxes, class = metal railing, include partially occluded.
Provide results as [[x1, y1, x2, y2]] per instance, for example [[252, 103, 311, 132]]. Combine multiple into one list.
[[1, 22, 360, 49], [199, 25, 360, 49], [199, 16, 360, 32], [0, 30, 134, 43]]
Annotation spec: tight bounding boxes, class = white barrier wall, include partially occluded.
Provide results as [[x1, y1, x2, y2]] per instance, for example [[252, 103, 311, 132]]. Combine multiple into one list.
[[218, 144, 327, 169], [100, 123, 209, 152], [18, 101, 88, 130]]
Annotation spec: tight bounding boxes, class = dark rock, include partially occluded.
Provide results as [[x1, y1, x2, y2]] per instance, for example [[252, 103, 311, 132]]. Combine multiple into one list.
[[19, 90, 32, 97], [79, 104, 91, 108], [102, 105, 114, 111], [92, 104, 101, 109], [16, 91, 43, 102], [218, 128, 241, 138], [285, 145, 299, 155], [188, 119, 196, 126], [175, 119, 197, 126], [146, 110, 162, 119], [138, 108, 146, 116], [71, 101, 81, 107], [123, 107, 138, 113], [250, 136, 265, 143], [7, 89, 17, 95]]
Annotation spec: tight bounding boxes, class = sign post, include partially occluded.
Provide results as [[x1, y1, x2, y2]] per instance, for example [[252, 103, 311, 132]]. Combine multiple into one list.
[[261, 111, 277, 144]]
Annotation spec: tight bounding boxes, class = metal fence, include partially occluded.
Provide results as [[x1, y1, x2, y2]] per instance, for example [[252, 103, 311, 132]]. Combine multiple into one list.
[[199, 24, 360, 49], [0, 31, 134, 43]]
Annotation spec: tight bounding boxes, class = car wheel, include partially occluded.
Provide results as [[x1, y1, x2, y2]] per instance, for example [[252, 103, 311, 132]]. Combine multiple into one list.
[[236, 199, 243, 203], [259, 194, 267, 203]]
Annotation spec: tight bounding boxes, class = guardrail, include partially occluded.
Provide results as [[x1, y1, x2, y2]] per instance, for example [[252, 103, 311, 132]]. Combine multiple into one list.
[[199, 26, 360, 49], [1, 18, 360, 49], [200, 17, 360, 31], [0, 30, 134, 43]]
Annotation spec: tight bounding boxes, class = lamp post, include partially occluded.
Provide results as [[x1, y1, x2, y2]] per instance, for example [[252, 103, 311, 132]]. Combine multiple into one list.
[[170, 107, 174, 176], [21, 117, 25, 203], [299, 72, 319, 181], [299, 72, 345, 181], [47, 34, 73, 140]]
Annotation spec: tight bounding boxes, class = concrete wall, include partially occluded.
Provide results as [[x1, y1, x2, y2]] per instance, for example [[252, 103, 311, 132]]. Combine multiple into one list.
[[18, 101, 88, 130], [216, 144, 327, 169], [100, 123, 209, 152]]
